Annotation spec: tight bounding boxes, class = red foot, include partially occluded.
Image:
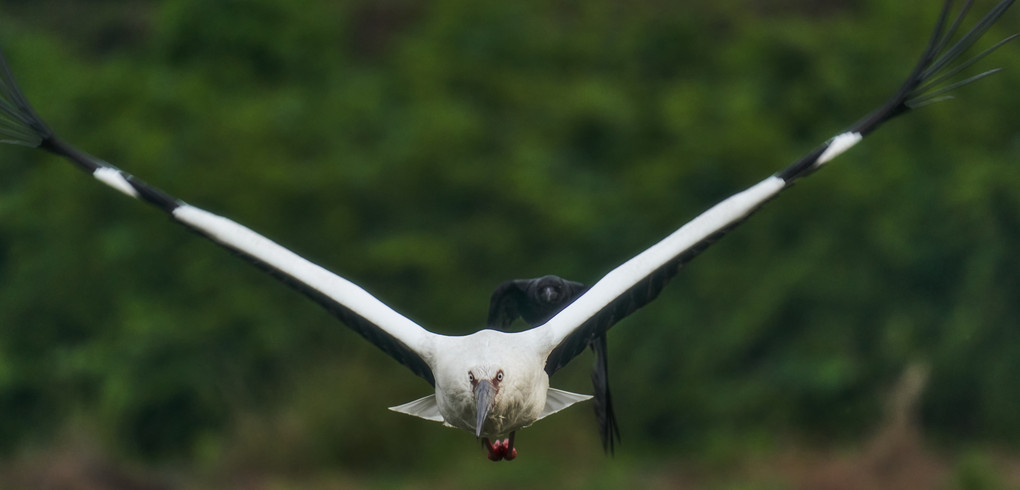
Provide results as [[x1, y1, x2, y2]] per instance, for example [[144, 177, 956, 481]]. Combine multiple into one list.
[[484, 438, 504, 461], [481, 436, 517, 461], [503, 441, 517, 461]]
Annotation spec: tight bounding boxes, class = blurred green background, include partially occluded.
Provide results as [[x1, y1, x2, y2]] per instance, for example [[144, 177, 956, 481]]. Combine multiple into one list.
[[0, 0, 1019, 488]]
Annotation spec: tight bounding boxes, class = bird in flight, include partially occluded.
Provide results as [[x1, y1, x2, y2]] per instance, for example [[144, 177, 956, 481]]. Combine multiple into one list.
[[0, 0, 1014, 462], [486, 276, 623, 454]]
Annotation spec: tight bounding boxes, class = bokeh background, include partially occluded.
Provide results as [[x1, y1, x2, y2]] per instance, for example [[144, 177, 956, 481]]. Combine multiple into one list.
[[1, 0, 1019, 488]]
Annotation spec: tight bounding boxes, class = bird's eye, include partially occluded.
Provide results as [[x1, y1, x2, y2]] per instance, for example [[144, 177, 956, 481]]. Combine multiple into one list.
[[496, 370, 504, 382], [468, 372, 475, 382]]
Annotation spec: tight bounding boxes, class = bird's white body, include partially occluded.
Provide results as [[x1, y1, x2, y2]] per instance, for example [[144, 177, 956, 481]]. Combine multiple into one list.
[[391, 329, 591, 437], [433, 330, 551, 436]]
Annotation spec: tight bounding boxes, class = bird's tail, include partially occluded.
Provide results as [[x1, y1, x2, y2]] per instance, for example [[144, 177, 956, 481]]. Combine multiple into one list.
[[0, 50, 53, 148]]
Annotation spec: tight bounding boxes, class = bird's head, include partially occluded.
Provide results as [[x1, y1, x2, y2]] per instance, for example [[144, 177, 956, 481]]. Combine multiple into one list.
[[431, 330, 551, 436], [468, 367, 504, 437], [461, 358, 550, 437], [530, 275, 568, 305]]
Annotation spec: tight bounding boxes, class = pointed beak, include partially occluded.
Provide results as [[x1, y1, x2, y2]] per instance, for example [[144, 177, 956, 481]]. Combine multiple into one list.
[[474, 379, 496, 437]]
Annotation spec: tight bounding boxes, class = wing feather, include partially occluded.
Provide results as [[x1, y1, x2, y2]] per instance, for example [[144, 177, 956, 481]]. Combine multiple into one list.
[[538, 0, 1016, 374], [0, 51, 438, 386]]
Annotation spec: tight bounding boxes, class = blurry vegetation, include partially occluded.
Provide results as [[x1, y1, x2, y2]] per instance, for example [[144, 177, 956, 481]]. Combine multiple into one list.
[[0, 0, 1019, 486]]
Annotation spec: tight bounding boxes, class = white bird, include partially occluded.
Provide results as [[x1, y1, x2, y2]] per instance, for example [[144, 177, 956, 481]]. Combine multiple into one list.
[[486, 276, 622, 454], [0, 0, 1014, 461]]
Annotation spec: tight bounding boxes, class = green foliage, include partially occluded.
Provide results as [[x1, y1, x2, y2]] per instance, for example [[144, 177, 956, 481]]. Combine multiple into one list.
[[0, 0, 1018, 472], [949, 450, 1008, 490]]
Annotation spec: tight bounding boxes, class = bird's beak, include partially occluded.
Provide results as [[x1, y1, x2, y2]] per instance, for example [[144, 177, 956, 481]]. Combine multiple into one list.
[[474, 379, 496, 437]]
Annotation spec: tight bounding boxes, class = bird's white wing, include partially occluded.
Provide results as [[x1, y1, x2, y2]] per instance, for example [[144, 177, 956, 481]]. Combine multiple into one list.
[[0, 52, 439, 385], [536, 0, 1017, 374]]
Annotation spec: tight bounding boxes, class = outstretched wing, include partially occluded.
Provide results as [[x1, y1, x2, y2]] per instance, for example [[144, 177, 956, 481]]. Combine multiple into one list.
[[537, 0, 1017, 375], [0, 52, 438, 386]]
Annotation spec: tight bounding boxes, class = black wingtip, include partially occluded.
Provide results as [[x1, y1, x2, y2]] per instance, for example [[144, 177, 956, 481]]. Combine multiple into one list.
[[0, 48, 53, 148], [775, 0, 1015, 185], [853, 0, 1017, 136], [0, 49, 152, 181]]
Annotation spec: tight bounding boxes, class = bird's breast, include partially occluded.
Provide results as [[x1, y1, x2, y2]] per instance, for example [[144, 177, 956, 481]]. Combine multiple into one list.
[[435, 379, 548, 437]]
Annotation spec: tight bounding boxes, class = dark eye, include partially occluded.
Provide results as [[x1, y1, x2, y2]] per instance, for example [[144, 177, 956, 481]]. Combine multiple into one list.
[[468, 372, 475, 382], [496, 370, 504, 382]]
